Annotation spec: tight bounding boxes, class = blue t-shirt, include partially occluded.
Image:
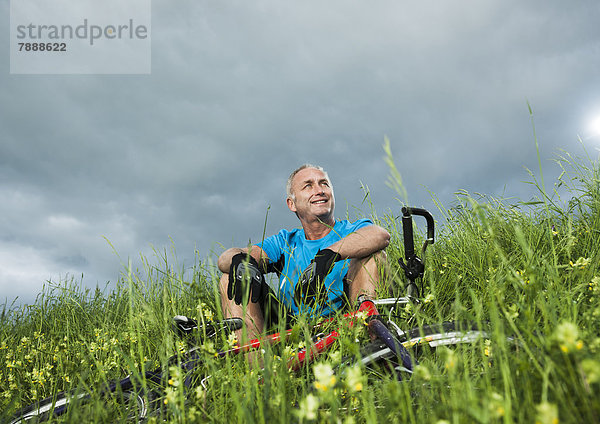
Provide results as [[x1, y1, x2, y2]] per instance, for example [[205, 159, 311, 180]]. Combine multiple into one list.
[[256, 219, 373, 316]]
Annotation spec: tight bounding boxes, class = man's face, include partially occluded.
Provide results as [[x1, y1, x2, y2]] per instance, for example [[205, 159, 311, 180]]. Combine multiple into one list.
[[286, 167, 335, 222]]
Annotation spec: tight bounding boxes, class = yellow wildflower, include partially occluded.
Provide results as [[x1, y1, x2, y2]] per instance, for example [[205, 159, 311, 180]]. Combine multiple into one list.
[[226, 332, 238, 349], [554, 321, 584, 353], [569, 257, 591, 270], [535, 402, 558, 424], [488, 392, 505, 418], [443, 348, 457, 372], [344, 365, 364, 393], [164, 387, 177, 405], [588, 276, 600, 294], [484, 339, 492, 357]]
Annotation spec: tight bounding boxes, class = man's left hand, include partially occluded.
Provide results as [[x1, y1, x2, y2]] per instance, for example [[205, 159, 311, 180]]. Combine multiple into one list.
[[295, 248, 341, 306]]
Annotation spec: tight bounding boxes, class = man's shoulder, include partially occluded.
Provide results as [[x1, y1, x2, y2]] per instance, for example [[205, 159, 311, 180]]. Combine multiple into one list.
[[278, 226, 303, 237], [262, 227, 304, 243], [335, 218, 373, 230]]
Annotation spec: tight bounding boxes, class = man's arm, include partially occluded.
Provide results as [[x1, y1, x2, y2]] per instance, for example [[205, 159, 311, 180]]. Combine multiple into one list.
[[217, 245, 272, 273], [326, 224, 390, 259], [218, 245, 271, 342]]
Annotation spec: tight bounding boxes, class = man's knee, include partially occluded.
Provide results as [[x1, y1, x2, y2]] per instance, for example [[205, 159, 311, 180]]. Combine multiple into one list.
[[219, 273, 229, 294], [371, 250, 388, 267], [348, 250, 387, 279], [346, 251, 388, 301]]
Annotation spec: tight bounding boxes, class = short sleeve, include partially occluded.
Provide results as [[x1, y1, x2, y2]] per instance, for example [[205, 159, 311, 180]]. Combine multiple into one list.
[[255, 229, 287, 264], [351, 218, 373, 231]]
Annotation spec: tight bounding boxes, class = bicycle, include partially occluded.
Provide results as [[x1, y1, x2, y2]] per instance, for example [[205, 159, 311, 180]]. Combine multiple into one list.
[[9, 207, 493, 423]]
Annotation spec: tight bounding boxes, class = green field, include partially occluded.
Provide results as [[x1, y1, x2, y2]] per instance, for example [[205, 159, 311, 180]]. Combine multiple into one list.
[[2, 149, 599, 423]]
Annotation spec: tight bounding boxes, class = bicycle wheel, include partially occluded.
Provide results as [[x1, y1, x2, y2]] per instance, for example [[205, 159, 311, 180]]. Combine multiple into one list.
[[9, 388, 151, 423], [400, 321, 493, 379], [339, 322, 490, 381], [403, 321, 489, 349]]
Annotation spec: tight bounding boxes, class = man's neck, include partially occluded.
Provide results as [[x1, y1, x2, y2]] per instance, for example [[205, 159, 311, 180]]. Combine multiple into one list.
[[302, 216, 336, 240]]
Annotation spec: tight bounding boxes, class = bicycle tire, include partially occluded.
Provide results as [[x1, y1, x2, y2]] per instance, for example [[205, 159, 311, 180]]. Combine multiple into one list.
[[400, 321, 495, 382], [9, 388, 151, 424], [336, 321, 490, 381], [403, 321, 489, 348]]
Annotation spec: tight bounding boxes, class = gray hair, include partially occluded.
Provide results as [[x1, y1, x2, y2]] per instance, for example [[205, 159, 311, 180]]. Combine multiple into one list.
[[286, 164, 330, 200]]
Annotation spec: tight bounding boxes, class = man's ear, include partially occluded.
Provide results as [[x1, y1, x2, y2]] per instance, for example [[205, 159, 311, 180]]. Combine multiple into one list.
[[286, 197, 296, 213]]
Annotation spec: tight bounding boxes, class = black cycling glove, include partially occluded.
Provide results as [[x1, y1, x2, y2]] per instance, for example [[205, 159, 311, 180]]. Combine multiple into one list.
[[227, 253, 265, 305], [294, 248, 341, 306]]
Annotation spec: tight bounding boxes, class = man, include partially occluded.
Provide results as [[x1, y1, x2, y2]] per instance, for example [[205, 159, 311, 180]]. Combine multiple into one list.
[[217, 164, 390, 339]]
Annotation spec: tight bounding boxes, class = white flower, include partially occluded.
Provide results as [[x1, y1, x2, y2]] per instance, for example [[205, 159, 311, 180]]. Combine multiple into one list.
[[313, 362, 336, 392], [344, 365, 364, 392], [413, 364, 431, 381], [581, 359, 600, 385], [298, 394, 320, 421], [535, 402, 558, 424]]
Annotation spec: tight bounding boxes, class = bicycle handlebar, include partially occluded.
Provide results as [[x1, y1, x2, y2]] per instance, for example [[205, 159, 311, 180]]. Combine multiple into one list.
[[401, 207, 434, 255], [399, 207, 435, 296]]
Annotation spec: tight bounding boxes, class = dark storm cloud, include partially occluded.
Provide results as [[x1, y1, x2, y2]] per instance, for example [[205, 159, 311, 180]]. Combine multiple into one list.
[[2, 0, 600, 304]]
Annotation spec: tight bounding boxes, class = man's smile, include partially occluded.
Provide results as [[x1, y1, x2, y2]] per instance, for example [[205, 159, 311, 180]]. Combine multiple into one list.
[[310, 197, 330, 206]]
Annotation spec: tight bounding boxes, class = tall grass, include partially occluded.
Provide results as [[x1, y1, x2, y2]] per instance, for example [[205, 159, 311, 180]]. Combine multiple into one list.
[[1, 150, 599, 423]]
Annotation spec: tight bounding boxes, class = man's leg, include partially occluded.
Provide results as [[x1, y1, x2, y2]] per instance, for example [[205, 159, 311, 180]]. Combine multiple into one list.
[[346, 251, 387, 304], [219, 273, 264, 341]]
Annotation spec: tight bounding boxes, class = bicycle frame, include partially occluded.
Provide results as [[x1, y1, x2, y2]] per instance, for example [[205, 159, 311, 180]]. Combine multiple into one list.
[[215, 298, 384, 370], [172, 296, 415, 398]]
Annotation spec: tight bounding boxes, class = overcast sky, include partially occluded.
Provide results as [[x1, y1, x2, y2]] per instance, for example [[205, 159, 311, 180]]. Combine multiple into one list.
[[2, 0, 600, 306]]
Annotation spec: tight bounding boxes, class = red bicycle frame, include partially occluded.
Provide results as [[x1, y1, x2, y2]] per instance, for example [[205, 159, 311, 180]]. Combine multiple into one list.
[[216, 299, 381, 371]]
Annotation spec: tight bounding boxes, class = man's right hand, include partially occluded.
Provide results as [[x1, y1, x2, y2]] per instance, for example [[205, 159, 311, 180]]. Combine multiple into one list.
[[227, 253, 265, 305]]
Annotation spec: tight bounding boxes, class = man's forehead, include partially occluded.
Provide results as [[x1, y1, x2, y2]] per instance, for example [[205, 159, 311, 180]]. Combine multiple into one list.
[[292, 167, 329, 184]]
